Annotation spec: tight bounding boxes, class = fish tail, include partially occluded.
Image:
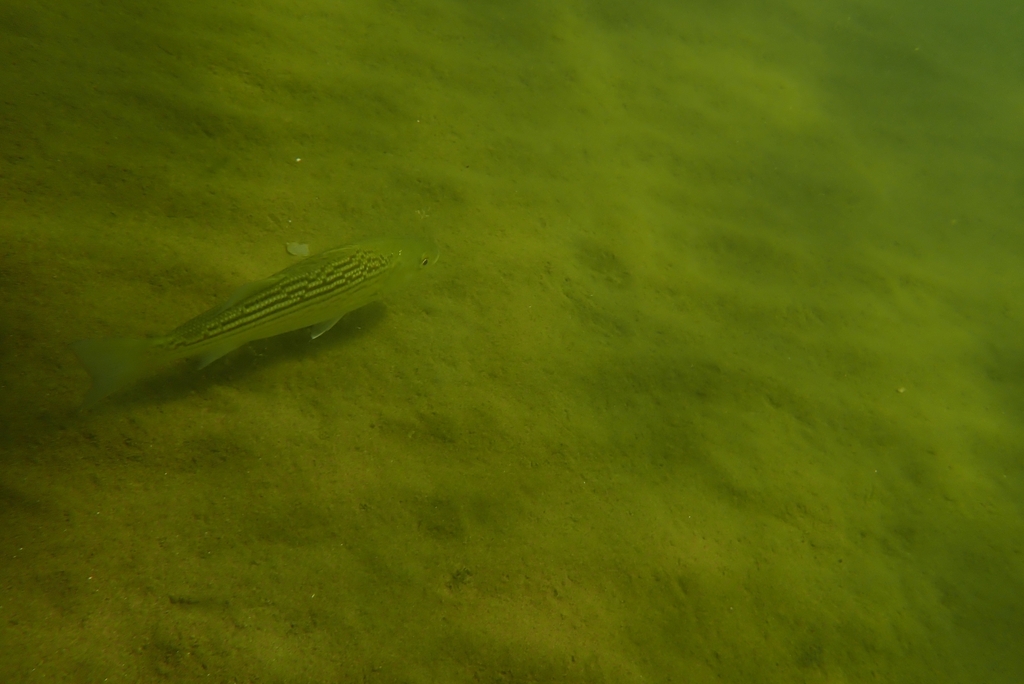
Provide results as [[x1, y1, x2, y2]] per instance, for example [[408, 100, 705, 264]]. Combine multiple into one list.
[[71, 337, 159, 408]]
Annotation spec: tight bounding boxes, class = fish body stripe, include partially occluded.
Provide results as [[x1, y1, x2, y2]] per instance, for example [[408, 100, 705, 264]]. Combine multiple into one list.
[[166, 248, 395, 350]]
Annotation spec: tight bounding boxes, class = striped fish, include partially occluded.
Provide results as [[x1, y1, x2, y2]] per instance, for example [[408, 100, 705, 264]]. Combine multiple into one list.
[[73, 237, 439, 407]]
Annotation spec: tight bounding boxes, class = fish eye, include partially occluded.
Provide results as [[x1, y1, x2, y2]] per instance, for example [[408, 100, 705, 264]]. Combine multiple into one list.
[[421, 257, 430, 266]]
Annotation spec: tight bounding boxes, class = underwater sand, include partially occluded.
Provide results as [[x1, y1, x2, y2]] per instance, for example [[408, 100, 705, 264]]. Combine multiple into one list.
[[1, 0, 1022, 681]]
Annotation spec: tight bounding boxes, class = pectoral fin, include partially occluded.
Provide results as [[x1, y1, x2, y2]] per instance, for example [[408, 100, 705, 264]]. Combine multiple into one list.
[[310, 316, 343, 339]]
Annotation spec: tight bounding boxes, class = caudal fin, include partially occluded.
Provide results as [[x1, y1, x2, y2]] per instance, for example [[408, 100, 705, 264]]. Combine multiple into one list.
[[71, 337, 156, 408]]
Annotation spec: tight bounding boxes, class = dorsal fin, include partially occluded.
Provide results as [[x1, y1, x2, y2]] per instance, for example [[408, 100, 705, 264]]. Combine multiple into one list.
[[208, 276, 278, 316]]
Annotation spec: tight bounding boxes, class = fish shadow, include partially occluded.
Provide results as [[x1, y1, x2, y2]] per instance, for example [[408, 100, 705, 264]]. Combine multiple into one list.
[[98, 302, 388, 410]]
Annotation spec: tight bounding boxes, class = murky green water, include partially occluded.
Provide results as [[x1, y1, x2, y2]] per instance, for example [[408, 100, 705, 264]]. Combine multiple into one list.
[[2, 0, 1022, 681]]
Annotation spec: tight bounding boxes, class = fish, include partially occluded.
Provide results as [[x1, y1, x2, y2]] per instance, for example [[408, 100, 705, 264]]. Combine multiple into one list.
[[72, 236, 439, 407]]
